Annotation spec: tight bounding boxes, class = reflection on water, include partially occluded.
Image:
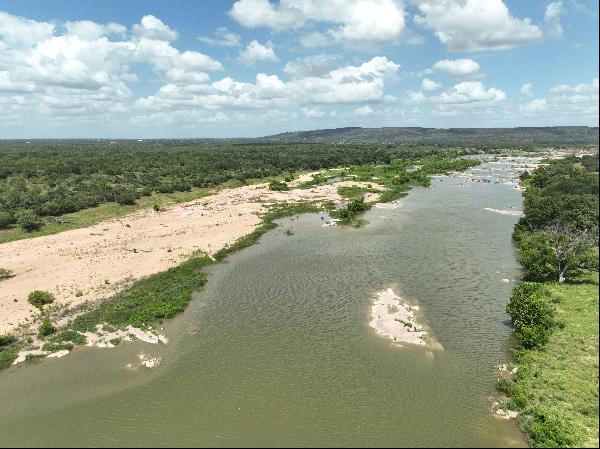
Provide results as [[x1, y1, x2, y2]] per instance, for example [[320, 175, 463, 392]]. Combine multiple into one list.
[[0, 161, 529, 447]]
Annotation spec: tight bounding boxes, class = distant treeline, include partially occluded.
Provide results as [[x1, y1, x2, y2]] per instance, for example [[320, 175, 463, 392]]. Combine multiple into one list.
[[265, 126, 599, 148], [0, 141, 471, 230]]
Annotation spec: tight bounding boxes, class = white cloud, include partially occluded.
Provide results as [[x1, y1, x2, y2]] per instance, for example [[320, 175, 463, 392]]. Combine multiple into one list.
[[544, 1, 563, 39], [0, 11, 54, 48], [132, 15, 178, 41], [421, 78, 441, 91], [136, 56, 400, 113], [413, 0, 545, 51], [354, 105, 374, 116], [284, 54, 340, 78], [430, 58, 480, 76], [520, 82, 533, 97], [519, 98, 546, 113], [299, 31, 331, 47], [0, 11, 223, 123], [302, 107, 325, 117], [230, 0, 406, 47], [433, 81, 506, 104], [238, 40, 278, 65], [198, 27, 241, 47], [517, 79, 598, 120]]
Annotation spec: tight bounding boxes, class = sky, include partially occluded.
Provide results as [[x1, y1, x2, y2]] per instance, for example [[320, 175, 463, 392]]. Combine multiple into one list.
[[0, 0, 598, 138]]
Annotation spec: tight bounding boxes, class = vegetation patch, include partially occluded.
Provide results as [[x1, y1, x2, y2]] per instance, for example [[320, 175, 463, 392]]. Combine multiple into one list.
[[27, 290, 55, 309], [502, 154, 599, 448]]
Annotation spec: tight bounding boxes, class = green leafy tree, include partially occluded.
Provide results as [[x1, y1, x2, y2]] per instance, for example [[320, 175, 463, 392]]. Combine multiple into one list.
[[506, 283, 555, 349]]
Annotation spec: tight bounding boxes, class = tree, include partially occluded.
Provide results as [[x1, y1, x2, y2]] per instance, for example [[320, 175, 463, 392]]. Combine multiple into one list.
[[506, 282, 555, 349], [541, 224, 598, 284]]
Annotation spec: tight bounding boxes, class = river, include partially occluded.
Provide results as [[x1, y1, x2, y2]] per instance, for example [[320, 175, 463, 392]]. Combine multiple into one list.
[[0, 159, 534, 447]]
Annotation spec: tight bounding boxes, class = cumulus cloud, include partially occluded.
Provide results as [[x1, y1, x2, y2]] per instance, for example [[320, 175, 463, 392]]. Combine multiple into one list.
[[430, 58, 480, 76], [520, 82, 533, 97], [198, 27, 241, 47], [238, 40, 278, 65], [421, 78, 441, 91], [544, 1, 564, 39], [432, 81, 506, 104], [518, 79, 598, 120], [283, 54, 340, 77], [354, 105, 374, 116], [0, 10, 54, 47], [413, 0, 545, 51], [230, 0, 406, 47], [0, 11, 223, 123], [136, 56, 401, 114], [302, 107, 325, 117], [132, 15, 178, 41], [519, 98, 546, 113]]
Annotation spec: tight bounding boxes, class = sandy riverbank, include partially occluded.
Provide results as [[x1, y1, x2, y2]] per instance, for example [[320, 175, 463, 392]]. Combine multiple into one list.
[[0, 178, 383, 334]]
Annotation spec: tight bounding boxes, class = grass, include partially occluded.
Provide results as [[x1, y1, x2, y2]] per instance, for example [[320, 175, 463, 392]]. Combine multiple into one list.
[[69, 256, 212, 332], [508, 281, 599, 448], [337, 185, 377, 201]]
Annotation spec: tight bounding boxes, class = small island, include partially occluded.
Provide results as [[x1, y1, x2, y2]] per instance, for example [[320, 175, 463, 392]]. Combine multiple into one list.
[[369, 288, 427, 346]]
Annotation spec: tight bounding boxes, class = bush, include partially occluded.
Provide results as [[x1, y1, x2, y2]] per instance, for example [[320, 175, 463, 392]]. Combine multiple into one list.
[[115, 190, 137, 206], [27, 290, 55, 309], [16, 210, 43, 232], [38, 318, 56, 338], [0, 268, 13, 280], [268, 180, 289, 191], [0, 334, 17, 347], [506, 283, 555, 349], [0, 211, 16, 229]]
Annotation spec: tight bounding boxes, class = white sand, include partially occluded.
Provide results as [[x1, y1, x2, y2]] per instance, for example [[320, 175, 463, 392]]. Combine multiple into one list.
[[0, 178, 383, 333], [369, 288, 427, 346]]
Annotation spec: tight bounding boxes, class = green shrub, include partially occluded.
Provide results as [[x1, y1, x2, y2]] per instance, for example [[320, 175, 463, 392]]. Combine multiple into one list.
[[16, 210, 43, 232], [0, 268, 14, 279], [0, 344, 18, 369], [506, 283, 555, 349], [38, 318, 56, 338], [0, 211, 16, 229], [115, 190, 137, 206], [42, 342, 73, 352], [53, 330, 86, 345], [27, 290, 55, 309], [0, 334, 17, 347], [268, 180, 289, 191]]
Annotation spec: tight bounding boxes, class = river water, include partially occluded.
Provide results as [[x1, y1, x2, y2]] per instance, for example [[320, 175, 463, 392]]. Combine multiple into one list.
[[0, 160, 532, 447]]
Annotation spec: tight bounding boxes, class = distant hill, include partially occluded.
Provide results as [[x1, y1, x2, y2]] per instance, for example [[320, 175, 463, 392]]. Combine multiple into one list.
[[263, 126, 599, 148]]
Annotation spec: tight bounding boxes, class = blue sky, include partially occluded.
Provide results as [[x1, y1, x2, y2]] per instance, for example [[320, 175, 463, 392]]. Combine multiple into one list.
[[0, 0, 598, 138]]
